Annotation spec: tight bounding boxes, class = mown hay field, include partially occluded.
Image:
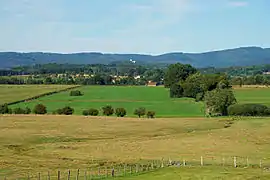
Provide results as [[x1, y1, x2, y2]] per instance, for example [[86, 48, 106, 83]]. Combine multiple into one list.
[[1, 115, 270, 179], [0, 85, 77, 105]]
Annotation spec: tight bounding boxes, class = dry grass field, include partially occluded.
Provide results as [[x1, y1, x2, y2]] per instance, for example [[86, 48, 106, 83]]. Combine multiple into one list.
[[1, 115, 270, 179], [0, 85, 76, 104]]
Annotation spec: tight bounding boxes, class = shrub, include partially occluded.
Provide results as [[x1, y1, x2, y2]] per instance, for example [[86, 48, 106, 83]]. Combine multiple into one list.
[[83, 108, 99, 116], [70, 90, 83, 96], [0, 104, 11, 114], [115, 108, 127, 117], [25, 107, 31, 114], [147, 111, 156, 118], [264, 108, 270, 116], [134, 107, 146, 118], [56, 106, 74, 115], [102, 105, 114, 116], [33, 104, 47, 114], [13, 107, 26, 114], [228, 104, 268, 116]]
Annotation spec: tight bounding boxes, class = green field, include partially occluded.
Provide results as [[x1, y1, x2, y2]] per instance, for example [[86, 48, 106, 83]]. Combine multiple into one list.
[[10, 86, 205, 117], [0, 85, 77, 104], [234, 88, 270, 106], [10, 86, 270, 117]]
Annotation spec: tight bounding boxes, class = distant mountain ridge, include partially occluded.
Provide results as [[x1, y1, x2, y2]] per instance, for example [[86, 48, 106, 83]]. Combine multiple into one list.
[[0, 47, 270, 69]]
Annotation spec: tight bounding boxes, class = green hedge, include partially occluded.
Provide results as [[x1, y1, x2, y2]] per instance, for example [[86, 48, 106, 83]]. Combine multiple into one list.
[[228, 103, 269, 116]]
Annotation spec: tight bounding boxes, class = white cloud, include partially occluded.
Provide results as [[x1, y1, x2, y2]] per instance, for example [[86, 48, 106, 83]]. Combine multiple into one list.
[[228, 1, 248, 7]]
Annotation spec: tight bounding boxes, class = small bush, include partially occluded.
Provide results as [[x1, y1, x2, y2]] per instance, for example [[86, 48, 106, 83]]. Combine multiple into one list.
[[102, 105, 114, 116], [147, 111, 156, 118], [56, 106, 74, 115], [134, 107, 146, 118], [228, 103, 268, 116], [25, 107, 31, 114], [0, 104, 11, 114], [115, 108, 127, 117], [33, 104, 47, 114], [83, 108, 99, 116], [13, 107, 26, 114], [264, 108, 270, 116], [70, 90, 83, 96]]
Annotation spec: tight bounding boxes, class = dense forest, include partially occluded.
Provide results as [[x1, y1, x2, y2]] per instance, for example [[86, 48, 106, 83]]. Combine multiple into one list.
[[1, 47, 270, 69], [0, 62, 269, 86]]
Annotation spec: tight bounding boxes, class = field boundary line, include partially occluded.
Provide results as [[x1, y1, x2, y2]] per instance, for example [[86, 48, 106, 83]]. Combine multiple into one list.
[[6, 85, 82, 106]]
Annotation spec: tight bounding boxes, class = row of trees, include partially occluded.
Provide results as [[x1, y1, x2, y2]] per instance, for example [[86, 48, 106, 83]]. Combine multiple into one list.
[[164, 63, 237, 116], [0, 104, 156, 118]]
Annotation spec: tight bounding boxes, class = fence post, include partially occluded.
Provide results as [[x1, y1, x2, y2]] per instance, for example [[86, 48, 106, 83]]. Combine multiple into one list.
[[222, 157, 225, 167], [89, 168, 92, 180], [57, 171, 60, 180], [151, 161, 154, 169], [234, 157, 237, 168], [161, 159, 164, 168], [76, 169, 79, 180], [183, 159, 186, 166], [260, 159, 262, 168], [47, 172, 50, 180], [38, 172, 40, 180], [111, 167, 115, 177], [67, 170, 70, 180], [136, 164, 138, 173], [124, 164, 126, 176], [246, 157, 249, 167], [84, 170, 87, 180], [201, 156, 203, 166]]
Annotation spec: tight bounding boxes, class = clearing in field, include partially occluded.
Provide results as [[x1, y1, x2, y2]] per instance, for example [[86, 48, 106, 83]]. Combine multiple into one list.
[[1, 115, 270, 179], [0, 85, 76, 104], [11, 86, 205, 117]]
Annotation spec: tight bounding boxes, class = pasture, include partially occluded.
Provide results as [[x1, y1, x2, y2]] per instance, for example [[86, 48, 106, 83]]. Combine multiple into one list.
[[1, 115, 270, 179], [10, 86, 205, 117], [0, 85, 76, 105], [10, 86, 270, 117]]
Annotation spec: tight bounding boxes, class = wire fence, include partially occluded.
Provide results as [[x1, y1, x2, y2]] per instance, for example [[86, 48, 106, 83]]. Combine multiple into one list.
[[2, 156, 270, 180]]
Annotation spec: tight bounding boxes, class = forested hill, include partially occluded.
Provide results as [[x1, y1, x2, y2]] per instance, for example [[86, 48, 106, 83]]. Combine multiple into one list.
[[0, 47, 270, 69]]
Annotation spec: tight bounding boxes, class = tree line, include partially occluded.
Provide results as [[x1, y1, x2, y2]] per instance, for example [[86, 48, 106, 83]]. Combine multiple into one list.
[[164, 63, 270, 117]]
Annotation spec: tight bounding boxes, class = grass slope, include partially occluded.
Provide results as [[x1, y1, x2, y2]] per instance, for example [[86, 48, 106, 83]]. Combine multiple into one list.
[[11, 86, 204, 117], [1, 115, 270, 178], [115, 167, 270, 180], [0, 85, 76, 104]]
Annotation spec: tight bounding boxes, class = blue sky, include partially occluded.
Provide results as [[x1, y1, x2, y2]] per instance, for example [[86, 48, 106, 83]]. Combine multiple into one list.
[[0, 0, 269, 54]]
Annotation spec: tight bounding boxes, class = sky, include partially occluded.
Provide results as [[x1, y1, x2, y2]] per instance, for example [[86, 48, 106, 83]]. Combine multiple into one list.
[[0, 0, 269, 54]]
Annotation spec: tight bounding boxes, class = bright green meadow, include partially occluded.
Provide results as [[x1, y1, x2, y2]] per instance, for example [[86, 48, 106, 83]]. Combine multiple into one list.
[[10, 86, 270, 117], [10, 86, 205, 117]]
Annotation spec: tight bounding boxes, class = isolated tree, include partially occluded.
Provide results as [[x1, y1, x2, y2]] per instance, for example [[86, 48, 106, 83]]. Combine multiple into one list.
[[102, 105, 114, 116], [204, 89, 236, 116], [115, 108, 127, 117], [70, 90, 83, 96], [169, 84, 184, 98], [13, 107, 26, 114], [164, 63, 197, 88], [147, 111, 156, 118], [33, 104, 47, 114], [134, 107, 146, 118], [25, 107, 31, 114], [57, 106, 74, 115]]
